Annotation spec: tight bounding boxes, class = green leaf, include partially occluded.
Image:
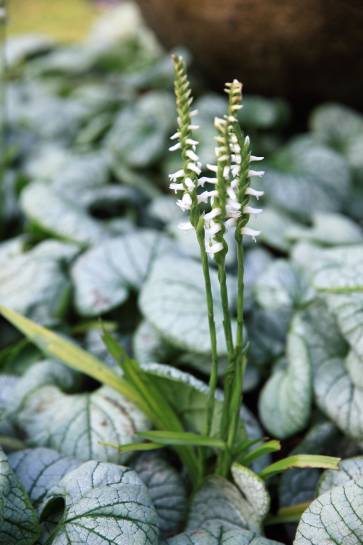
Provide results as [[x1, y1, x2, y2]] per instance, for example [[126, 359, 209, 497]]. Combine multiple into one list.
[[107, 91, 175, 168], [260, 455, 340, 480], [12, 378, 150, 464], [310, 103, 363, 152], [0, 306, 143, 407], [255, 260, 314, 311], [167, 523, 283, 545], [72, 229, 172, 316], [101, 441, 164, 454], [132, 452, 187, 537], [317, 456, 363, 496], [231, 464, 271, 528], [287, 212, 363, 247], [279, 421, 342, 508], [0, 240, 77, 325], [0, 448, 40, 545], [259, 313, 313, 438], [139, 256, 236, 355], [240, 441, 281, 466], [39, 460, 159, 545], [264, 138, 350, 220], [8, 447, 80, 507], [137, 430, 226, 449], [294, 477, 363, 545]]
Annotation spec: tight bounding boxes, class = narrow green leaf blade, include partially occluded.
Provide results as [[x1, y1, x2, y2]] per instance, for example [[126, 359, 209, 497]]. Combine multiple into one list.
[[137, 430, 226, 449], [99, 441, 164, 454], [260, 454, 340, 479], [240, 440, 281, 466]]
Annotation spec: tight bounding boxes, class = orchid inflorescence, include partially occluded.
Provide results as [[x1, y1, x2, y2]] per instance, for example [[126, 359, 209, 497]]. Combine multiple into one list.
[[169, 55, 264, 255]]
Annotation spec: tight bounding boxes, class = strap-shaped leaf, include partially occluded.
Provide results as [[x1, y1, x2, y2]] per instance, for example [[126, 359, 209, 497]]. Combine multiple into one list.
[[259, 313, 312, 438], [8, 448, 80, 507], [294, 477, 363, 545], [0, 448, 40, 545], [132, 452, 187, 537], [39, 460, 159, 545], [72, 230, 172, 316], [139, 256, 235, 355]]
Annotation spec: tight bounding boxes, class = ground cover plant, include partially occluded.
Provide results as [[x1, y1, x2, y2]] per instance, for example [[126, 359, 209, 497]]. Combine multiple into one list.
[[1, 4, 363, 544]]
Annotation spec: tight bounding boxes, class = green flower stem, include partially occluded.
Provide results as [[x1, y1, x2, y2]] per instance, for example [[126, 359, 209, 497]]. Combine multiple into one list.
[[227, 233, 246, 450], [196, 219, 219, 438]]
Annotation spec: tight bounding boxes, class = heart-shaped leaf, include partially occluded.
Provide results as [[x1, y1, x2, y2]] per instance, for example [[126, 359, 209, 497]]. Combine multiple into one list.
[[132, 452, 187, 536], [0, 448, 40, 545], [259, 313, 312, 438], [8, 448, 80, 507], [39, 460, 159, 545], [318, 456, 363, 495], [0, 241, 77, 325], [72, 230, 173, 316], [140, 256, 236, 355], [231, 464, 270, 529]]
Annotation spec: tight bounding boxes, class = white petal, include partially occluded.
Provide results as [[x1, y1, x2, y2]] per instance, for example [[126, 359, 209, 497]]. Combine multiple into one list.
[[189, 124, 199, 130], [178, 221, 194, 231], [169, 182, 184, 193], [249, 169, 265, 178], [197, 190, 217, 204], [170, 131, 180, 140], [205, 241, 224, 254], [186, 149, 199, 162], [169, 169, 184, 181], [241, 226, 260, 240], [223, 166, 230, 178], [205, 221, 222, 235], [225, 217, 237, 228], [227, 200, 241, 211], [188, 163, 201, 175], [227, 115, 237, 122], [190, 109, 198, 117], [244, 135, 250, 146], [227, 186, 237, 200], [250, 155, 264, 162], [214, 117, 227, 130], [246, 187, 264, 199], [244, 206, 263, 215], [185, 177, 195, 190], [199, 176, 217, 186], [169, 142, 181, 151], [207, 164, 218, 173], [231, 104, 242, 111], [204, 207, 221, 221], [186, 138, 199, 146]]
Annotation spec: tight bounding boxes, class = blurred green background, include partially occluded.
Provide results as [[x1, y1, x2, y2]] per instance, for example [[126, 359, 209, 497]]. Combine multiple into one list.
[[8, 0, 98, 41]]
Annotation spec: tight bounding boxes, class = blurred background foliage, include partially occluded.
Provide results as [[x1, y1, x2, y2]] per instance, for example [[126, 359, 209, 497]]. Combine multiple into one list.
[[8, 0, 100, 41]]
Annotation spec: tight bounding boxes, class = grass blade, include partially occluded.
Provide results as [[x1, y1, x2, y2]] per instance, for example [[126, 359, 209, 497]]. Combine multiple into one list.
[[260, 454, 341, 479]]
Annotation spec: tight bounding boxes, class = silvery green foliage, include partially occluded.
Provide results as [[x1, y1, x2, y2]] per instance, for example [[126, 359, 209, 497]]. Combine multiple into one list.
[[247, 307, 290, 369], [107, 91, 175, 168], [5, 34, 55, 67], [140, 256, 236, 355], [141, 363, 263, 445], [294, 473, 363, 545], [133, 321, 175, 365], [279, 421, 341, 508], [0, 240, 77, 325], [256, 262, 314, 437], [132, 453, 187, 536], [72, 230, 173, 316], [310, 103, 363, 153], [318, 456, 363, 495], [38, 461, 159, 545], [166, 476, 282, 545], [264, 138, 350, 220], [0, 448, 40, 545], [287, 212, 363, 246], [255, 260, 314, 312], [14, 384, 150, 463], [8, 448, 80, 507], [231, 464, 270, 530], [167, 523, 283, 545], [0, 375, 18, 436], [21, 181, 135, 247], [248, 207, 301, 252], [10, 360, 150, 463]]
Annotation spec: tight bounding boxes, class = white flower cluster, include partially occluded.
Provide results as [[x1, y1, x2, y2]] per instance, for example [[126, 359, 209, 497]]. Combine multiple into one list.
[[169, 111, 218, 231], [224, 133, 265, 242]]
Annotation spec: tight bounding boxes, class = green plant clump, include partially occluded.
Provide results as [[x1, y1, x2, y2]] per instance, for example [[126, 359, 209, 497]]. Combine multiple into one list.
[[1, 5, 363, 545]]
